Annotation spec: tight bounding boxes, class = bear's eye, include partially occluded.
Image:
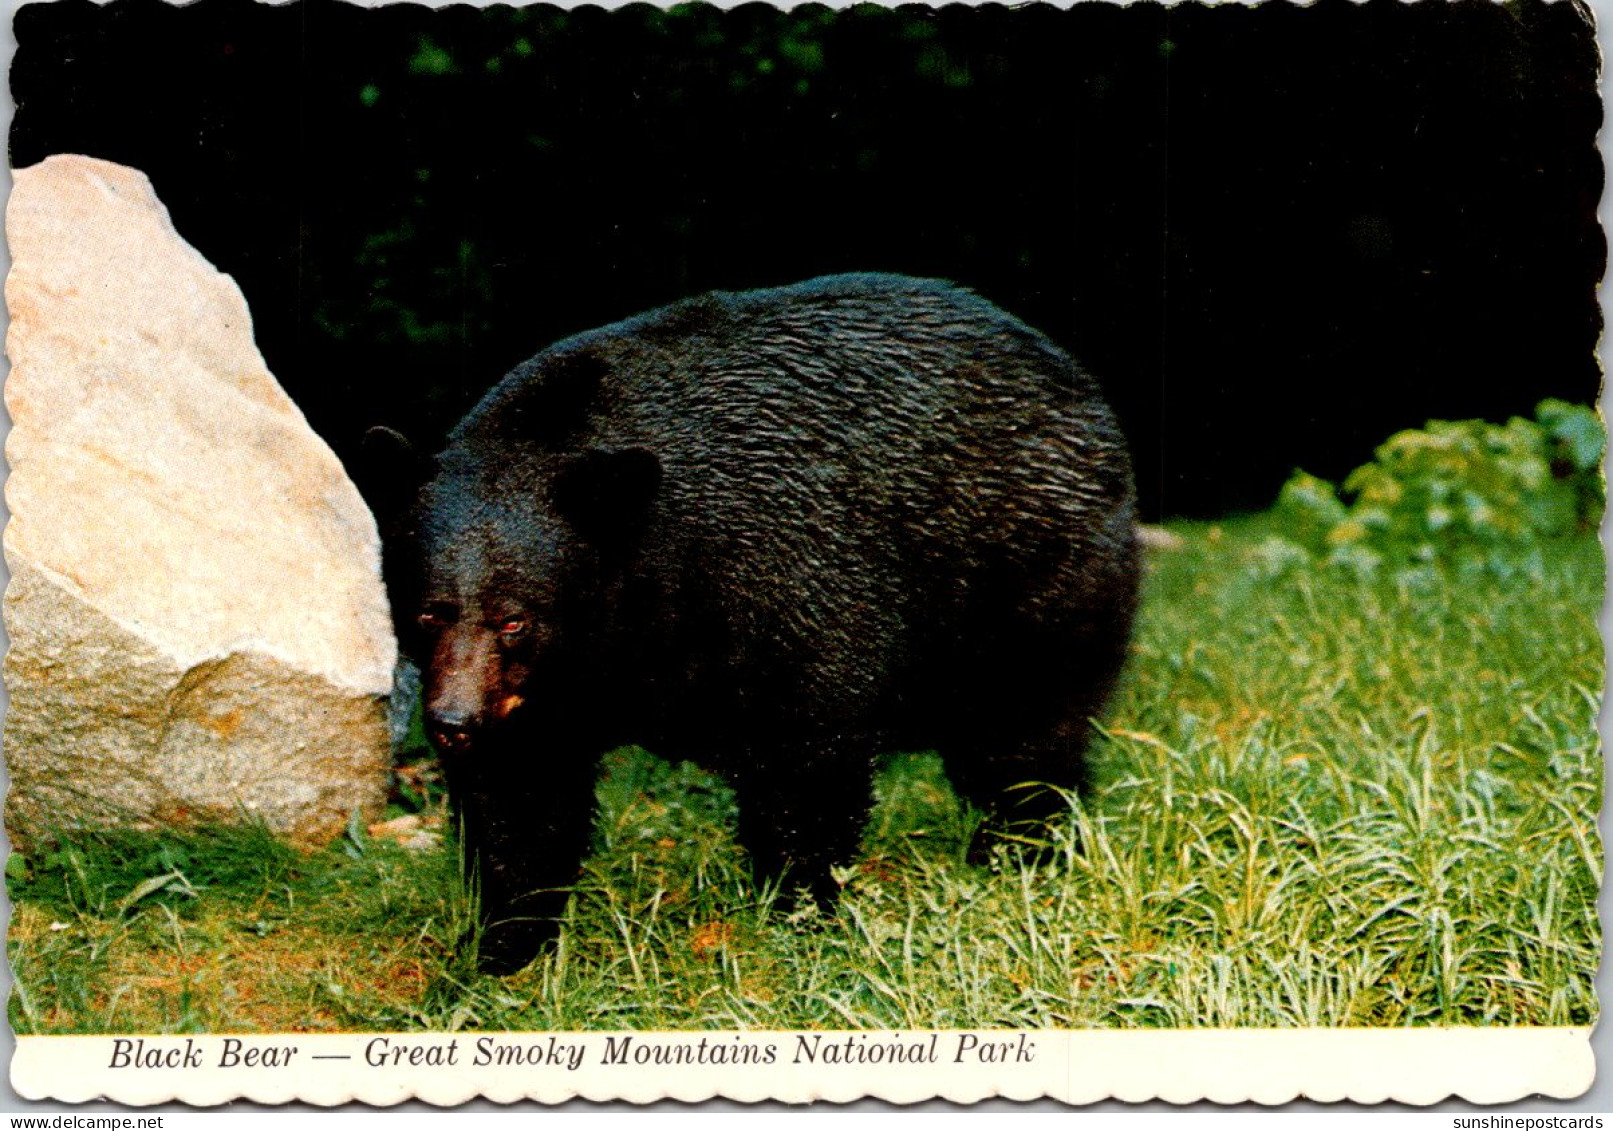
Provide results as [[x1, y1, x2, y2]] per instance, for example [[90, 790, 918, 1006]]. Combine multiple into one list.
[[417, 607, 453, 631], [498, 617, 528, 640]]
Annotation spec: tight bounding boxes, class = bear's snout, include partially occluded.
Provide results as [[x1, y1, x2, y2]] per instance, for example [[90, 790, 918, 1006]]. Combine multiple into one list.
[[425, 624, 504, 754], [427, 707, 477, 754]]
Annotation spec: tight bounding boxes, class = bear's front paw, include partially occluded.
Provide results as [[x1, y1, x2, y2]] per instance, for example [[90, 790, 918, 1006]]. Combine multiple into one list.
[[463, 916, 558, 977]]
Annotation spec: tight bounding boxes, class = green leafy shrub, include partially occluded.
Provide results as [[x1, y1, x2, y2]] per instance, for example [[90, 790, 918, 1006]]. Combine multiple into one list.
[[1272, 400, 1604, 578]]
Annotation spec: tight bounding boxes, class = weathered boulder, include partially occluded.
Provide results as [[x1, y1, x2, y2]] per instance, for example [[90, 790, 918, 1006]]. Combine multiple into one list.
[[4, 154, 397, 850]]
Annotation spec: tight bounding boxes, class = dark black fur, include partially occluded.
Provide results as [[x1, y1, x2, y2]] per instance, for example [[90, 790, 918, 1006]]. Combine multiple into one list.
[[377, 273, 1140, 974]]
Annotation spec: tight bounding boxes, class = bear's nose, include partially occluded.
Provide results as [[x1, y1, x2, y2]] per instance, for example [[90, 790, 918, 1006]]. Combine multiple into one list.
[[428, 711, 476, 754]]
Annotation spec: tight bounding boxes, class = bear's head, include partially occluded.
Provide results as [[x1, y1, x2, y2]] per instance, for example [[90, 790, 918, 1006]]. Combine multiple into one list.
[[365, 425, 662, 756]]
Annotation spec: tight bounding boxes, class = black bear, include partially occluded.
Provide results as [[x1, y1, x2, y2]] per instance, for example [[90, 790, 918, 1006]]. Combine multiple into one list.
[[374, 273, 1139, 974]]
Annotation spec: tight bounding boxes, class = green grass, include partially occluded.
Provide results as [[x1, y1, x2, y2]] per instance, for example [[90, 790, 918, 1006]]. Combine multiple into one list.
[[8, 517, 1602, 1032]]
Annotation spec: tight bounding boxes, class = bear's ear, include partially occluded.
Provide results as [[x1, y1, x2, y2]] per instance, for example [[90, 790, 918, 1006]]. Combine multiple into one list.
[[357, 426, 433, 533], [552, 446, 663, 545]]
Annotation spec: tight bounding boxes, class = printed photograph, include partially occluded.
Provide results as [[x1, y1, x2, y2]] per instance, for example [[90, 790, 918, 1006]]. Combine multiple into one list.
[[3, 0, 1602, 1101]]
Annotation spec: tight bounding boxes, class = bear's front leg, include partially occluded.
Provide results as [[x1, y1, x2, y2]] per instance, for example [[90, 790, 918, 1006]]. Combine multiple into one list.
[[442, 747, 599, 976]]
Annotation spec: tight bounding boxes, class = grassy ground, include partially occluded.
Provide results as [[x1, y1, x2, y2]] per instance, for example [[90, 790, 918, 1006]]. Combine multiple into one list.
[[8, 517, 1602, 1033]]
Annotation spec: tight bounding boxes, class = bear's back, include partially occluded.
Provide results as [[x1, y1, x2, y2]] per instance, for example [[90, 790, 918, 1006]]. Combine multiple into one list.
[[599, 273, 1132, 569], [458, 272, 1128, 523]]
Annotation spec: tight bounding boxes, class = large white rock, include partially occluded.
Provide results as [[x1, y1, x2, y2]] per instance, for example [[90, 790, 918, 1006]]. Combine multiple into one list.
[[4, 154, 397, 849]]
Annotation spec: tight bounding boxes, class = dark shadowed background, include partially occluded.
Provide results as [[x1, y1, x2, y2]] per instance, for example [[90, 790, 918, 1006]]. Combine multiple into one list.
[[9, 0, 1604, 521]]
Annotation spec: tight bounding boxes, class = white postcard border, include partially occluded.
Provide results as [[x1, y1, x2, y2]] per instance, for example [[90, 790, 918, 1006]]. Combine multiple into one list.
[[9, 1028, 1594, 1107]]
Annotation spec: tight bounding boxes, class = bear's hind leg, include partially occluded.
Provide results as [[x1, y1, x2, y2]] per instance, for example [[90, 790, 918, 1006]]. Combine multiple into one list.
[[939, 691, 1112, 869], [729, 738, 876, 911], [939, 614, 1130, 865]]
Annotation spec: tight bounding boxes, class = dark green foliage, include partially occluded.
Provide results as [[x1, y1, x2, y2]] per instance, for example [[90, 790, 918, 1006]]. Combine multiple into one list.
[[1274, 401, 1604, 580]]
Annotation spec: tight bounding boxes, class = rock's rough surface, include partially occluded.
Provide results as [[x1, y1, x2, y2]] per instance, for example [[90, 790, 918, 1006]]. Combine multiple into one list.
[[5, 154, 397, 849]]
